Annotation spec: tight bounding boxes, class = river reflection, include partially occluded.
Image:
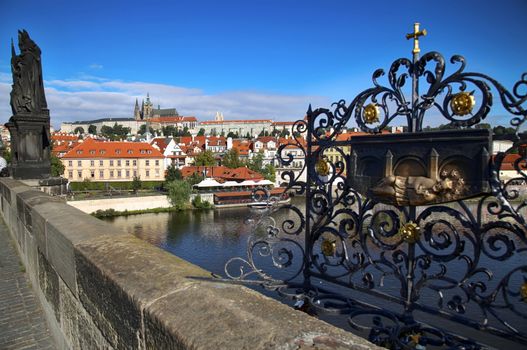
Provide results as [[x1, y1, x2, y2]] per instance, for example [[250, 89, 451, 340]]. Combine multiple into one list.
[[103, 197, 527, 349]]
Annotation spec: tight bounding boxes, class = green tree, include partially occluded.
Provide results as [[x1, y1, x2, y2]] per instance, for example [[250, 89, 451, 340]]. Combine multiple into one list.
[[185, 172, 204, 186], [263, 163, 276, 182], [51, 154, 65, 177], [192, 194, 212, 209], [88, 124, 97, 134], [248, 152, 262, 170], [73, 126, 84, 134], [193, 150, 215, 166], [132, 176, 142, 193], [138, 124, 155, 136], [162, 125, 177, 136], [182, 126, 191, 136], [166, 180, 191, 210], [197, 128, 206, 136], [227, 131, 238, 138], [222, 148, 244, 168], [165, 164, 182, 182], [474, 123, 492, 130]]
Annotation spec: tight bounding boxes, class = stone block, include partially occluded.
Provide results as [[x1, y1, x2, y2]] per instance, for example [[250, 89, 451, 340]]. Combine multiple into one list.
[[37, 201, 120, 295], [38, 248, 60, 323], [58, 277, 80, 349], [24, 226, 39, 284], [75, 250, 141, 349], [15, 189, 62, 232]]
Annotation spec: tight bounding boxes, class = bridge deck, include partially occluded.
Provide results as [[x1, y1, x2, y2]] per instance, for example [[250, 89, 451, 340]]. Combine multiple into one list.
[[0, 219, 55, 350]]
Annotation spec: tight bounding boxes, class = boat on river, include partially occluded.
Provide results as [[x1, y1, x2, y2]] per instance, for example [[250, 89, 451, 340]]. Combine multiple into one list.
[[193, 178, 290, 208]]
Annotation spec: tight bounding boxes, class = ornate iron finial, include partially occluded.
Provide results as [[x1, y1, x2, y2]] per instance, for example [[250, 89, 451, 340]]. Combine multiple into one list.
[[406, 22, 427, 54]]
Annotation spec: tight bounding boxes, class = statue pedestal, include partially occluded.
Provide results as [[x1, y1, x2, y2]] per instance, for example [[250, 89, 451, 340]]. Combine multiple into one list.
[[6, 111, 51, 180], [21, 177, 68, 196]]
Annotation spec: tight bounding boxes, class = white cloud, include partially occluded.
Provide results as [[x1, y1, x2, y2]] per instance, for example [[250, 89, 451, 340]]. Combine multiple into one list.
[[89, 63, 103, 70], [0, 75, 329, 129]]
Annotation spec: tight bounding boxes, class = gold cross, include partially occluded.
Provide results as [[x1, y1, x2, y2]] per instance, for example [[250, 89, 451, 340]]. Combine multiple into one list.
[[406, 22, 427, 54]]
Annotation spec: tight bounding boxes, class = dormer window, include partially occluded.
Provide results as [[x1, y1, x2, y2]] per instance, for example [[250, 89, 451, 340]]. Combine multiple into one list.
[[127, 149, 133, 154], [100, 150, 106, 155], [116, 149, 121, 154], [76, 150, 82, 155], [89, 150, 95, 155]]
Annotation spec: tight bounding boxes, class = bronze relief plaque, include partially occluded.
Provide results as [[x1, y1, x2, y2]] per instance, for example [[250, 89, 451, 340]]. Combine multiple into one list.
[[347, 129, 492, 206]]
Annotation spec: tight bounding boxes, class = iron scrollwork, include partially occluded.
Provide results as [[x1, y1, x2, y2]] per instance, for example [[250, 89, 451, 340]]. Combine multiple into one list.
[[223, 26, 527, 349]]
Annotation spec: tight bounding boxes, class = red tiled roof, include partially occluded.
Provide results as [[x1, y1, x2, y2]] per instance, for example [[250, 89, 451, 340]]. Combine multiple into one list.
[[271, 121, 296, 126], [148, 116, 197, 123], [215, 188, 285, 198], [200, 119, 272, 125], [150, 137, 169, 153], [62, 138, 163, 159], [181, 166, 263, 181]]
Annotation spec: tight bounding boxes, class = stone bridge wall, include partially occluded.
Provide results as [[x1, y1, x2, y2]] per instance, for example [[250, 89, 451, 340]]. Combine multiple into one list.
[[0, 178, 380, 350]]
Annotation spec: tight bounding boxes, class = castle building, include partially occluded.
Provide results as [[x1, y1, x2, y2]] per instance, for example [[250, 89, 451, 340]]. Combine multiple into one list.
[[60, 94, 197, 134]]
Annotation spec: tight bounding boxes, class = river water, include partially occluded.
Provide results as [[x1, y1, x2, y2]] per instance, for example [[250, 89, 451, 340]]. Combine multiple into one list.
[[103, 197, 527, 349]]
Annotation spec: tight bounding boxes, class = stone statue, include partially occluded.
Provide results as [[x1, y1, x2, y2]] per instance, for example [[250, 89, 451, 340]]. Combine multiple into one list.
[[5, 30, 51, 179], [10, 30, 47, 116], [370, 169, 465, 206]]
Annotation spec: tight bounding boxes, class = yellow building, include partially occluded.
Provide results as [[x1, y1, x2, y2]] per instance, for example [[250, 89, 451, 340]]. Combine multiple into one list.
[[62, 138, 165, 182]]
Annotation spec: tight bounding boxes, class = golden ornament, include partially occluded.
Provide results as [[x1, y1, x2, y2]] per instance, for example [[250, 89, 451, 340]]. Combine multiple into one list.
[[363, 103, 380, 124], [315, 158, 330, 176], [321, 239, 336, 257], [399, 221, 420, 244], [451, 92, 475, 116], [521, 282, 527, 301]]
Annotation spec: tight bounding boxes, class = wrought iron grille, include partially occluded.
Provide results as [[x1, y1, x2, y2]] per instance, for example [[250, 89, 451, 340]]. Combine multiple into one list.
[[223, 24, 527, 349]]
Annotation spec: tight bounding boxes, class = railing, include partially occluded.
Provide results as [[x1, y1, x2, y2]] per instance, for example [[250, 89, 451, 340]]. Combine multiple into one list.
[[224, 24, 527, 349]]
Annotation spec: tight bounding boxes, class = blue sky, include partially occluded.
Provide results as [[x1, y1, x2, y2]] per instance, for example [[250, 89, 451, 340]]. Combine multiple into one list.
[[0, 0, 526, 129]]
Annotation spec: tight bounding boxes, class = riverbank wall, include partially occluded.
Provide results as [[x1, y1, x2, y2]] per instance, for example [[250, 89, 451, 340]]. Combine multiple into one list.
[[67, 195, 171, 213], [0, 178, 381, 349]]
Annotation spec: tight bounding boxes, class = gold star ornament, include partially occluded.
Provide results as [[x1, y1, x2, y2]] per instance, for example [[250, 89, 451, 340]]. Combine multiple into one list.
[[399, 221, 420, 244]]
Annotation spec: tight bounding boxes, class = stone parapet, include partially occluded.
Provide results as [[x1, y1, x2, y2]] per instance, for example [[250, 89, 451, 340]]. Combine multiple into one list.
[[0, 178, 382, 350]]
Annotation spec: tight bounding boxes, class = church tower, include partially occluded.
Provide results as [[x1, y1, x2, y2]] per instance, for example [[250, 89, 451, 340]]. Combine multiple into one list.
[[134, 98, 141, 120], [143, 92, 153, 120]]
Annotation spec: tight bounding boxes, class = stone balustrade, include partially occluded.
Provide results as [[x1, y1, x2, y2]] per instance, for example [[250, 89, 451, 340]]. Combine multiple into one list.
[[0, 178, 381, 350]]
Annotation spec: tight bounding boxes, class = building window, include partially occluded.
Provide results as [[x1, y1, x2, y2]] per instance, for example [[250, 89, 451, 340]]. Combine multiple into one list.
[[110, 160, 114, 166], [117, 170, 121, 178], [99, 170, 104, 178], [133, 160, 137, 166], [90, 160, 94, 166], [133, 170, 137, 177], [116, 149, 121, 154], [110, 170, 114, 178], [146, 170, 150, 178], [127, 149, 133, 154], [77, 160, 82, 167], [126, 170, 130, 178], [77, 171, 82, 178], [89, 150, 95, 155], [99, 160, 103, 166], [145, 160, 150, 166], [68, 171, 73, 178], [90, 170, 95, 178], [76, 150, 82, 155], [155, 169, 160, 177], [117, 160, 122, 167], [126, 160, 130, 166], [155, 160, 159, 166], [68, 160, 72, 167]]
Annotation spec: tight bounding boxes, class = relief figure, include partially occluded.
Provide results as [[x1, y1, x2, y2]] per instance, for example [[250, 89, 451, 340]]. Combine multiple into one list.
[[370, 169, 465, 206]]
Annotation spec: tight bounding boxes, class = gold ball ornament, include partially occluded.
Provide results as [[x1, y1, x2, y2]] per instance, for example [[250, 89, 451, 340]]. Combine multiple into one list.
[[450, 92, 475, 116], [363, 103, 380, 124], [399, 221, 420, 244], [315, 158, 330, 176], [321, 239, 337, 257]]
